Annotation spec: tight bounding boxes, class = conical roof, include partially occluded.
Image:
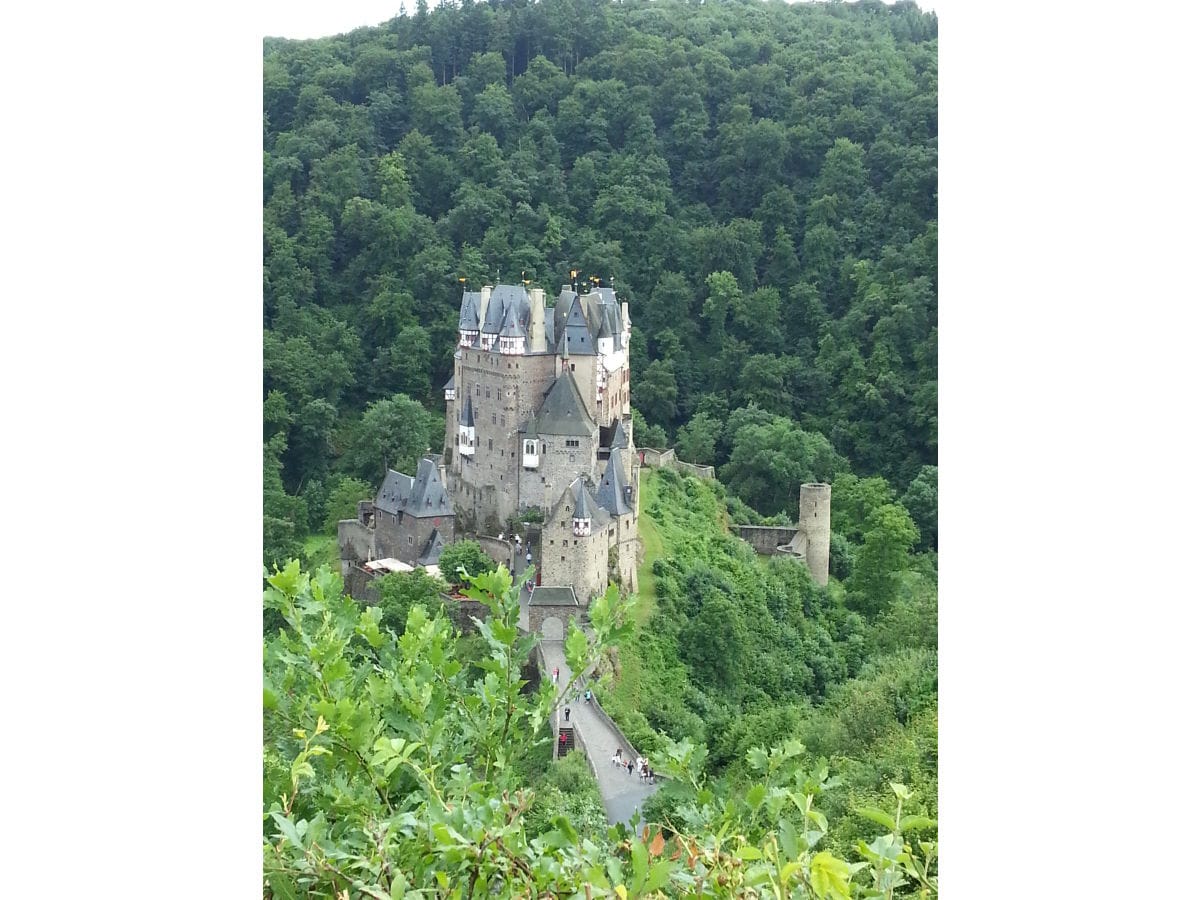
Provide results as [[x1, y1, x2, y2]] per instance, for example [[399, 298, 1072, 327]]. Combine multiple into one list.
[[458, 291, 481, 330], [595, 448, 631, 516]]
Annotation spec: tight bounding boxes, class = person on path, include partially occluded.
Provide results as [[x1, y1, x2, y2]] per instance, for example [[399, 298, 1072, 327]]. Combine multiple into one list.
[[584, 690, 592, 703], [559, 733, 567, 755], [564, 706, 570, 721], [626, 759, 634, 776], [553, 666, 559, 683]]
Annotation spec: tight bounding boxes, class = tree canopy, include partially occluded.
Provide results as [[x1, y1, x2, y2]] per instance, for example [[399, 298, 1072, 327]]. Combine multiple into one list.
[[263, 0, 938, 546]]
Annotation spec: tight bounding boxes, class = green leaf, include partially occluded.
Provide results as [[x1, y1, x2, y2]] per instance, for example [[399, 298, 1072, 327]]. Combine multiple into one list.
[[270, 812, 305, 850], [630, 837, 648, 881], [267, 870, 298, 900], [806, 807, 829, 832], [551, 815, 578, 844], [735, 844, 762, 861], [746, 783, 767, 810], [890, 782, 913, 801], [644, 859, 673, 892], [746, 746, 769, 772], [810, 850, 852, 900], [778, 818, 799, 858], [854, 806, 896, 831], [899, 815, 938, 833]]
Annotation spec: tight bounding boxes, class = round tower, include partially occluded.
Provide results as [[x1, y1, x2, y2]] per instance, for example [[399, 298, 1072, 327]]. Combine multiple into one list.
[[798, 483, 831, 586]]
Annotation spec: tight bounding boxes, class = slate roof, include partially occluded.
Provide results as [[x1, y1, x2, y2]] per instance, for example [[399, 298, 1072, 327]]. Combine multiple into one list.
[[481, 284, 529, 334], [595, 448, 631, 516], [443, 373, 455, 391], [571, 476, 610, 525], [417, 528, 447, 565], [529, 585, 579, 607], [458, 291, 481, 330], [500, 299, 527, 337], [533, 371, 594, 437], [406, 457, 453, 519], [553, 287, 576, 339], [558, 294, 596, 355], [608, 418, 630, 450], [375, 470, 414, 515], [459, 394, 475, 427], [597, 309, 613, 341]]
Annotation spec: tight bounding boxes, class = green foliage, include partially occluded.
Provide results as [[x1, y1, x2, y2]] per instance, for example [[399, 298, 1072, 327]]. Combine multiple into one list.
[[721, 416, 849, 516], [376, 568, 447, 635], [847, 503, 921, 616], [901, 465, 938, 551], [263, 560, 936, 897], [339, 393, 435, 484], [321, 474, 372, 534], [437, 540, 495, 588], [264, 0, 937, 497]]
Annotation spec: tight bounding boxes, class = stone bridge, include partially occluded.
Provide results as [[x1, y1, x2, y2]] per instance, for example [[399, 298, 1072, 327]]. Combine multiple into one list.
[[520, 594, 659, 826]]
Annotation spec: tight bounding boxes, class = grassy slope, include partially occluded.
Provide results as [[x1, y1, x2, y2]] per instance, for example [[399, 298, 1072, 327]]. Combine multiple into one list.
[[605, 467, 729, 728], [303, 533, 338, 571]]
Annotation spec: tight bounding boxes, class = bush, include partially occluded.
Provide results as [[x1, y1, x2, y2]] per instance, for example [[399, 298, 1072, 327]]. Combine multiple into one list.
[[437, 540, 495, 588]]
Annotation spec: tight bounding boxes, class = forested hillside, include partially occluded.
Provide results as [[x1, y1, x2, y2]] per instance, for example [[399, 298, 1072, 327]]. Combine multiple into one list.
[[263, 0, 938, 564], [601, 467, 936, 856]]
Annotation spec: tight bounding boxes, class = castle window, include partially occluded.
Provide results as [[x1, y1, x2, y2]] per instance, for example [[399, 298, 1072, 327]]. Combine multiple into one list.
[[492, 413, 497, 424], [574, 540, 578, 546], [407, 536, 414, 545], [488, 439, 493, 450], [500, 415, 506, 427], [476, 384, 480, 396], [571, 364, 576, 371], [561, 556, 565, 562], [486, 387, 491, 399]]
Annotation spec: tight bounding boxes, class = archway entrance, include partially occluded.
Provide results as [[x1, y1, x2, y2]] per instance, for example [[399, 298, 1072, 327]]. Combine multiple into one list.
[[541, 616, 564, 641]]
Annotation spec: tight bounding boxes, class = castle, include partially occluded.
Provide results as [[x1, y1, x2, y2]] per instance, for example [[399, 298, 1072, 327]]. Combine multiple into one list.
[[340, 280, 640, 607]]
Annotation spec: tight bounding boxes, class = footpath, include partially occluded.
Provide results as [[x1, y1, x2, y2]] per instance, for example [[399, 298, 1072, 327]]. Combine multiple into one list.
[[536, 639, 659, 827]]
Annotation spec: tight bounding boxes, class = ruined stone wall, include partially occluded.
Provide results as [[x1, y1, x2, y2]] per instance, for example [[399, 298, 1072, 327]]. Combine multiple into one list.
[[637, 446, 713, 479], [735, 525, 799, 555], [344, 567, 382, 605], [338, 519, 374, 565]]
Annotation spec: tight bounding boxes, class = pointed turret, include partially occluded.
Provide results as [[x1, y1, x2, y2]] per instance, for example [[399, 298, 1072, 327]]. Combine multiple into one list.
[[595, 447, 631, 516]]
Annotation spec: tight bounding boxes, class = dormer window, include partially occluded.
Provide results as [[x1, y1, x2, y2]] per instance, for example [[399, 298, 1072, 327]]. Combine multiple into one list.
[[572, 516, 591, 537]]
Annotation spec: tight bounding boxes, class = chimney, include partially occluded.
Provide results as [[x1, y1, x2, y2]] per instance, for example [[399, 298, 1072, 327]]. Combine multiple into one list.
[[621, 301, 630, 332], [479, 284, 493, 331], [529, 288, 546, 352]]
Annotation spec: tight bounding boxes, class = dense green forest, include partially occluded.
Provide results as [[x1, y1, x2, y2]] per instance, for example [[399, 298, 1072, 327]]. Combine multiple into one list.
[[263, 0, 937, 565], [600, 467, 936, 856], [263, 0, 937, 892]]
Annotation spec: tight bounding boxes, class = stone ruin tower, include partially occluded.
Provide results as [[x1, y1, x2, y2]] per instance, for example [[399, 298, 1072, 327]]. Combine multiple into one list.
[[784, 482, 831, 586]]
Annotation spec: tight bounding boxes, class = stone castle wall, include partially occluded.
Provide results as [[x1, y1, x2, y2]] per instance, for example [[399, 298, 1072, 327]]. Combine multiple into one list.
[[338, 520, 374, 568], [637, 447, 714, 479], [540, 509, 609, 602], [735, 525, 799, 555]]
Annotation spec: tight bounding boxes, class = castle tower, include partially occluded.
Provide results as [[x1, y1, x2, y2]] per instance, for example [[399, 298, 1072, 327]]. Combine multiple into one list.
[[797, 483, 831, 586]]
